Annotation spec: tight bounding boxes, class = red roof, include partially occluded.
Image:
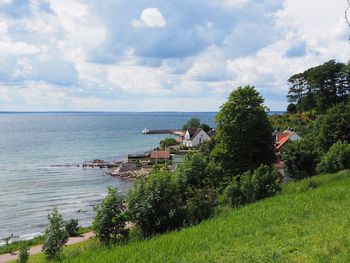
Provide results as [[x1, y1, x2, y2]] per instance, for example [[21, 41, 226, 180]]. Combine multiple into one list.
[[275, 132, 290, 151], [276, 136, 289, 151], [150, 150, 170, 160]]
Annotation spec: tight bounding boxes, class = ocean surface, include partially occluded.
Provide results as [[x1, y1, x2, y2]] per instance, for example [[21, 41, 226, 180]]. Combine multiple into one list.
[[0, 112, 216, 243]]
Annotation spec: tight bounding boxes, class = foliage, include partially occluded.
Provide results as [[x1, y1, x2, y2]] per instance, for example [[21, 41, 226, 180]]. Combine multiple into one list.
[[184, 187, 217, 226], [65, 219, 79, 237], [317, 141, 350, 174], [182, 117, 211, 132], [34, 171, 350, 263], [159, 137, 177, 149], [42, 207, 69, 260], [182, 118, 201, 130], [269, 112, 315, 134], [17, 245, 29, 263], [281, 139, 321, 179], [177, 153, 214, 188], [213, 86, 275, 176], [225, 164, 280, 207], [93, 187, 128, 244], [200, 123, 211, 133], [287, 103, 297, 113], [287, 60, 349, 113], [128, 172, 186, 237], [317, 101, 350, 151]]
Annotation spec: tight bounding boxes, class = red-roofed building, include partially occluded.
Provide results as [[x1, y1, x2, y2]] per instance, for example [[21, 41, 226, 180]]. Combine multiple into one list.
[[150, 150, 171, 161], [275, 129, 301, 152]]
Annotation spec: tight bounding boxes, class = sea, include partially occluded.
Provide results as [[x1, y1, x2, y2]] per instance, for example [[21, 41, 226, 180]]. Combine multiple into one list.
[[0, 112, 216, 244]]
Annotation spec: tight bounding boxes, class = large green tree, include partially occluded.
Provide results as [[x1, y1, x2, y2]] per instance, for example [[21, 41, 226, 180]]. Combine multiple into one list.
[[212, 86, 275, 177], [318, 101, 350, 151]]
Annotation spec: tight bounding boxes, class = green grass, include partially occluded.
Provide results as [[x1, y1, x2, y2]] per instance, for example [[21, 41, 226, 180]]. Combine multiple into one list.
[[29, 170, 350, 262], [0, 226, 92, 255]]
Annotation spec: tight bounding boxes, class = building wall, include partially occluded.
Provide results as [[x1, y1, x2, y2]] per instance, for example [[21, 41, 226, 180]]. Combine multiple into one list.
[[191, 130, 210, 147]]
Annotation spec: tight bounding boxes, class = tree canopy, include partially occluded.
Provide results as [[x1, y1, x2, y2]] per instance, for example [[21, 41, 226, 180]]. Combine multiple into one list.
[[287, 60, 350, 113], [212, 85, 275, 176]]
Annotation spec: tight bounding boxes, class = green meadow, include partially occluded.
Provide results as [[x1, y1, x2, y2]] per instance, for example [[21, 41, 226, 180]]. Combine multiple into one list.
[[27, 170, 350, 263]]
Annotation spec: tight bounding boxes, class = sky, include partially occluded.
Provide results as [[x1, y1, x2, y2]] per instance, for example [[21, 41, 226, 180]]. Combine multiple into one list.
[[0, 0, 349, 112]]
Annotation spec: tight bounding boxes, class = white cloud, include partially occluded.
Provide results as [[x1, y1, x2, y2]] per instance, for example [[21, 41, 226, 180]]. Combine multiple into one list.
[[132, 8, 166, 28]]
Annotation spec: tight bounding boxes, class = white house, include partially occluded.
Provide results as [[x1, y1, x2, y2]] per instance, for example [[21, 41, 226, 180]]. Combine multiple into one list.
[[182, 128, 210, 147]]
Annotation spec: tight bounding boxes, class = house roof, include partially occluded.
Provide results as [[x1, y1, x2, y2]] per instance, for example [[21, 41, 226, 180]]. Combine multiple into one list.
[[276, 134, 290, 151], [187, 128, 206, 139], [150, 150, 170, 159]]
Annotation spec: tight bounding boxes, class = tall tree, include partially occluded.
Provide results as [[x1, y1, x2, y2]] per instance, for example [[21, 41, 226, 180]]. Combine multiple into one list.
[[212, 86, 275, 177]]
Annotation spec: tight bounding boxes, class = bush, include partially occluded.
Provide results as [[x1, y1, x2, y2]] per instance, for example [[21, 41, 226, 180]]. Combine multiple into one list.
[[42, 208, 69, 260], [317, 141, 350, 174], [17, 245, 29, 263], [177, 153, 211, 188], [160, 138, 177, 149], [185, 187, 217, 226], [93, 187, 128, 244], [65, 219, 79, 237], [281, 139, 321, 179], [225, 165, 280, 207], [128, 172, 186, 237]]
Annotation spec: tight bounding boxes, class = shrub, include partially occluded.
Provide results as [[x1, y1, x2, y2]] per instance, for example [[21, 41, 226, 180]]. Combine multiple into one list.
[[225, 165, 280, 207], [93, 187, 128, 244], [185, 187, 217, 226], [281, 139, 321, 179], [128, 172, 186, 237], [250, 164, 281, 200], [160, 138, 177, 149], [317, 141, 350, 174], [42, 208, 69, 260], [177, 153, 210, 188], [65, 219, 79, 237], [17, 245, 29, 263]]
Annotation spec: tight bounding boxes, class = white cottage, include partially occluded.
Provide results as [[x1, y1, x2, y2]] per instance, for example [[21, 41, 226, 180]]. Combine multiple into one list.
[[182, 128, 210, 147]]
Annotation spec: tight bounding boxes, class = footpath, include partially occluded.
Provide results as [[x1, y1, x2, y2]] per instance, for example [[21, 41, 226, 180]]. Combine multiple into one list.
[[0, 232, 94, 263]]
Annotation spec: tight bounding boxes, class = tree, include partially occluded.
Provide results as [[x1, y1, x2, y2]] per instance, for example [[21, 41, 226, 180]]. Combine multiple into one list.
[[318, 101, 350, 151], [200, 123, 211, 133], [287, 103, 297, 113], [65, 219, 79, 237], [281, 139, 321, 180], [317, 141, 350, 174], [159, 138, 177, 149], [17, 245, 29, 263], [93, 187, 128, 244], [128, 172, 186, 237], [183, 118, 201, 130], [42, 208, 68, 260], [212, 86, 275, 176]]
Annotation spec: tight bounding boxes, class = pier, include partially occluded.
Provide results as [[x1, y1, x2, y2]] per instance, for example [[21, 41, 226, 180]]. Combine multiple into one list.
[[142, 128, 182, 135]]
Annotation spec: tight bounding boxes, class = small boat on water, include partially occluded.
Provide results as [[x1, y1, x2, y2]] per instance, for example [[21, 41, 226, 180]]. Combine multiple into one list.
[[142, 128, 149, 134]]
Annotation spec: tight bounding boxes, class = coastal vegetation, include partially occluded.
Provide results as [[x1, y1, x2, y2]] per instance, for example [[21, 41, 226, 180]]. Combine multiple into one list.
[[25, 170, 350, 262], [41, 208, 68, 260]]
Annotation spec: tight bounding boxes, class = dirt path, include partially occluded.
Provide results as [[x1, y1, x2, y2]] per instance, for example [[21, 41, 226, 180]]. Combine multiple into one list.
[[0, 232, 95, 263]]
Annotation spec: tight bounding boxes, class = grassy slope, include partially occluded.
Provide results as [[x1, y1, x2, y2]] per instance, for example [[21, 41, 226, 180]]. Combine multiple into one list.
[[30, 170, 350, 263]]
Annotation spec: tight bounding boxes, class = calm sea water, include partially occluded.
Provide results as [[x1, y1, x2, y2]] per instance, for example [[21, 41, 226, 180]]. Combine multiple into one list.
[[0, 112, 216, 243]]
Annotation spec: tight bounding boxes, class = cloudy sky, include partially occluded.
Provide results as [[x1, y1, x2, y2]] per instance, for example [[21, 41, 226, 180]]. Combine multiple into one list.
[[0, 0, 349, 111]]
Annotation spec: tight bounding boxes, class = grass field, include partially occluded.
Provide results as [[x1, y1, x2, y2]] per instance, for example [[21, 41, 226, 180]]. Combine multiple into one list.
[[28, 170, 350, 262]]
